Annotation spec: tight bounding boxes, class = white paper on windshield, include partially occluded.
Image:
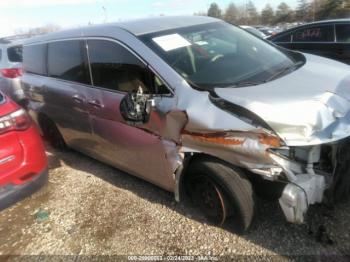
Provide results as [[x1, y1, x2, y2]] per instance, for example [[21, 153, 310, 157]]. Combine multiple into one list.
[[195, 40, 208, 46], [152, 34, 191, 51]]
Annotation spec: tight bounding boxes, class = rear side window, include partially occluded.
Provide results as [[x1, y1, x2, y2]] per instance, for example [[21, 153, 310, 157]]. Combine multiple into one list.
[[23, 44, 47, 75], [7, 46, 22, 62], [87, 40, 149, 93], [292, 25, 334, 42], [0, 92, 3, 103], [48, 40, 90, 85], [336, 24, 350, 42]]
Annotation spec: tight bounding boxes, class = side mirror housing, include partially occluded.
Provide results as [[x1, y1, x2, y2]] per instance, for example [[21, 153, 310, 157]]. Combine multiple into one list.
[[120, 92, 153, 125]]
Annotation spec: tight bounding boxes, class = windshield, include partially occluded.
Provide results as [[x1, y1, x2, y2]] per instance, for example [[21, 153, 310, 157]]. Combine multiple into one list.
[[245, 27, 266, 38], [140, 22, 299, 89]]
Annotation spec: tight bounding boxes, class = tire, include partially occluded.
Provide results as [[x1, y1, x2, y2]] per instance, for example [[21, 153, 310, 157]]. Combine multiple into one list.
[[185, 156, 256, 233], [39, 116, 66, 150], [250, 173, 286, 201]]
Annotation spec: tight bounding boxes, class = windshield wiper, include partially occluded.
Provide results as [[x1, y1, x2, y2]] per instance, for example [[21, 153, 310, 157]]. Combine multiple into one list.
[[266, 61, 304, 82], [225, 81, 267, 88]]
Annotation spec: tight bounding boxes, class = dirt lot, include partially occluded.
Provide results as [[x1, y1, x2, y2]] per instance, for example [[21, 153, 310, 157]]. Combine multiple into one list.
[[0, 146, 349, 259]]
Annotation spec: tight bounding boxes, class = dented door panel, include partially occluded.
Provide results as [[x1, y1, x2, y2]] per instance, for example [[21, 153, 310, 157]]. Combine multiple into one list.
[[22, 22, 350, 226]]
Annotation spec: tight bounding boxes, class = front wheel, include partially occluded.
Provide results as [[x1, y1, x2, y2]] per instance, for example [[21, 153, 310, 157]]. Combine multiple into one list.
[[185, 157, 256, 233]]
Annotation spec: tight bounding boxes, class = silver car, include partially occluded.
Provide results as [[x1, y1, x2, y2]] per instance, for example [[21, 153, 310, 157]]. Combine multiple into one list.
[[21, 16, 350, 232], [0, 41, 24, 102]]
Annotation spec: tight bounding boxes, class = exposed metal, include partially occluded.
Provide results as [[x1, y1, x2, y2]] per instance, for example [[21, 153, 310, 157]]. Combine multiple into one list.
[[21, 16, 350, 225]]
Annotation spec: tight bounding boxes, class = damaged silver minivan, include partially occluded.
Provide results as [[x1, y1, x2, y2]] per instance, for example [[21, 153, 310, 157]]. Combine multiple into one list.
[[21, 16, 350, 232]]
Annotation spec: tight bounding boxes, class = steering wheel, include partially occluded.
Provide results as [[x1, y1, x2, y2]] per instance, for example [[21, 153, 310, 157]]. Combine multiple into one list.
[[210, 54, 224, 62]]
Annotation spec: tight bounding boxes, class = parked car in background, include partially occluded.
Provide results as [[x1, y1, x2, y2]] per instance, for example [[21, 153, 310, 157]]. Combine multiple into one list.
[[254, 26, 278, 37], [21, 16, 350, 232], [0, 39, 23, 103], [240, 25, 267, 38], [269, 19, 350, 64], [0, 92, 47, 210]]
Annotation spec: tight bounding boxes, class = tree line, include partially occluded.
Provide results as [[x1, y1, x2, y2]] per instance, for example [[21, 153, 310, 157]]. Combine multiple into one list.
[[204, 0, 350, 26]]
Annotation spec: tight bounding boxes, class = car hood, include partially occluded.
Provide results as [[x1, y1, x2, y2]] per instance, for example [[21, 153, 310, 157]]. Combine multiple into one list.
[[214, 54, 350, 146]]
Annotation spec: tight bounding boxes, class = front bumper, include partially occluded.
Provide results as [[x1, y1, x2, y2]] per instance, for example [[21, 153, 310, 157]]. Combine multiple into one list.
[[279, 173, 325, 223], [0, 168, 48, 211], [276, 137, 350, 224]]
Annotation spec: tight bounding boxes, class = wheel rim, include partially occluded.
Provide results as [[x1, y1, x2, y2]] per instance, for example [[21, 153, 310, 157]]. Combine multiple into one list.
[[192, 176, 228, 225]]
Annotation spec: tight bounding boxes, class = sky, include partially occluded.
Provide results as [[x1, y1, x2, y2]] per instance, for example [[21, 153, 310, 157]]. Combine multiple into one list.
[[0, 0, 298, 37]]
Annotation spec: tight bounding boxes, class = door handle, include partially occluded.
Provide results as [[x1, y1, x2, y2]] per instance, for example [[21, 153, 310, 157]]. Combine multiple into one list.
[[88, 99, 103, 108], [72, 94, 85, 104]]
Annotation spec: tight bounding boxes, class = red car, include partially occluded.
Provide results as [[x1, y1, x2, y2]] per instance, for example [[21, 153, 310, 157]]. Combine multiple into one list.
[[0, 92, 47, 210]]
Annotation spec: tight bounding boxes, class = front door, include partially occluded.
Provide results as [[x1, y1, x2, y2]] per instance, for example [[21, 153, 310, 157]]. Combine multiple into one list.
[[85, 39, 177, 191]]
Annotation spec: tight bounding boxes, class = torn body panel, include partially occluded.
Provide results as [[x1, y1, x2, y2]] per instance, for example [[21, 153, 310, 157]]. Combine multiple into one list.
[[22, 18, 350, 228], [214, 54, 350, 146], [181, 131, 278, 171], [120, 57, 350, 224]]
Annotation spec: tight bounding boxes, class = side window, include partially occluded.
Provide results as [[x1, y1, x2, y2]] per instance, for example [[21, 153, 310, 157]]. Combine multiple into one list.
[[7, 45, 22, 62], [48, 40, 90, 85], [0, 49, 2, 61], [87, 40, 148, 93], [336, 24, 350, 43], [23, 44, 47, 75], [87, 40, 170, 94], [272, 33, 291, 43], [292, 25, 334, 42]]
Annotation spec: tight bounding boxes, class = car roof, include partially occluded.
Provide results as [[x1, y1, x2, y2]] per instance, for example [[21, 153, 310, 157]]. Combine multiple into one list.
[[305, 18, 350, 25], [23, 16, 220, 45], [117, 15, 220, 35]]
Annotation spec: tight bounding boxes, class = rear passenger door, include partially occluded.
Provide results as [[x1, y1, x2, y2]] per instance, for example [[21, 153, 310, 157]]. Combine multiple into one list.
[[290, 24, 336, 59], [335, 23, 350, 64], [46, 40, 93, 152], [85, 39, 176, 191]]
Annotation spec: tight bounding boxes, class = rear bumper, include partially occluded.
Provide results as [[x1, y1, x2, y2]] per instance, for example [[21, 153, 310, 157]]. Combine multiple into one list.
[[0, 168, 48, 211]]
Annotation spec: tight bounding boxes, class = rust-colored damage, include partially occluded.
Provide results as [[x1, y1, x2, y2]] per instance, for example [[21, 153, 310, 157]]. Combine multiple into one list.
[[182, 130, 281, 148], [182, 130, 245, 145], [258, 133, 282, 147]]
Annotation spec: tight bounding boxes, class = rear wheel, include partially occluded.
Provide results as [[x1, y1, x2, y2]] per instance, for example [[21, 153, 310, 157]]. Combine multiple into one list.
[[185, 157, 256, 233], [39, 116, 66, 150]]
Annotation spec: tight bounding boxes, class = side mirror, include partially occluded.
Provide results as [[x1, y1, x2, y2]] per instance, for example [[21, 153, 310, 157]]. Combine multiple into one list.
[[120, 90, 154, 125]]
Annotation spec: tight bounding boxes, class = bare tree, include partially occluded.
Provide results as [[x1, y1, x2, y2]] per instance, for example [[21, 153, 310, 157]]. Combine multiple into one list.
[[296, 0, 312, 21], [316, 0, 350, 19], [275, 2, 294, 23], [261, 4, 275, 25], [15, 23, 61, 37], [246, 1, 259, 25], [224, 2, 239, 24], [208, 2, 222, 18]]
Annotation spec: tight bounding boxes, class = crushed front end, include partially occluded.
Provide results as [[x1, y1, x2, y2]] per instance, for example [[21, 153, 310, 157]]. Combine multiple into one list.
[[264, 137, 350, 224]]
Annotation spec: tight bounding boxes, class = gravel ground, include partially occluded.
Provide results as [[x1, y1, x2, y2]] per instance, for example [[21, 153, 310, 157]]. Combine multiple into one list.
[[0, 146, 349, 260]]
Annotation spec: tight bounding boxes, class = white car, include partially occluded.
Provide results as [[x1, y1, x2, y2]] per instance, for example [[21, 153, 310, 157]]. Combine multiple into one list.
[[0, 40, 24, 103]]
